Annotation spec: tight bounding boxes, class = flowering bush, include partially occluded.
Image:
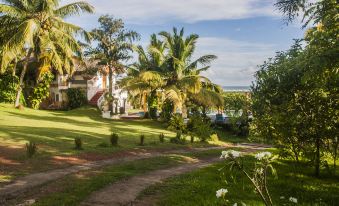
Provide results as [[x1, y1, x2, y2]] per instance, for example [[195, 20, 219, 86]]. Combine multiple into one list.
[[218, 150, 280, 206]]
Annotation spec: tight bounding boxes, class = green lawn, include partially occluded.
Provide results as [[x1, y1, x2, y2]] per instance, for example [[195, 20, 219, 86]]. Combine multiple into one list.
[[0, 103, 179, 156], [0, 103, 227, 181], [139, 154, 339, 206]]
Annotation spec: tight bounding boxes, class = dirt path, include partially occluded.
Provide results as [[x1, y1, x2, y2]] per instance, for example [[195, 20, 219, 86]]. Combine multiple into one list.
[[80, 144, 269, 206], [81, 158, 219, 206], [0, 146, 232, 201]]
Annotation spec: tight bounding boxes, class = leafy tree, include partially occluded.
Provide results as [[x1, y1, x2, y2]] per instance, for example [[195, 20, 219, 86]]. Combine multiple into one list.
[[89, 15, 139, 114], [252, 0, 338, 176], [0, 0, 94, 107]]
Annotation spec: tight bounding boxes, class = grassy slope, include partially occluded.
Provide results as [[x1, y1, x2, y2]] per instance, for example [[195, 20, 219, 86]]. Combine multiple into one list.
[[140, 155, 339, 206], [0, 103, 180, 157]]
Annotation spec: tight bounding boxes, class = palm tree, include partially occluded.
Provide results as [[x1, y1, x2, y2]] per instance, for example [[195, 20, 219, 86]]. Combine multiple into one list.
[[159, 28, 220, 117], [0, 0, 94, 107], [122, 28, 222, 118], [120, 34, 166, 115], [88, 15, 139, 114]]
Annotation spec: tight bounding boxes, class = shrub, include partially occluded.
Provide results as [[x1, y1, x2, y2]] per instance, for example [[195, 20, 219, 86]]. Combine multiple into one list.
[[26, 141, 37, 158], [28, 72, 54, 109], [170, 131, 186, 144], [0, 72, 19, 103], [159, 133, 165, 143], [168, 114, 186, 132], [74, 137, 83, 150], [210, 133, 219, 142], [67, 88, 87, 109], [139, 134, 145, 146], [188, 114, 212, 142], [110, 133, 119, 146]]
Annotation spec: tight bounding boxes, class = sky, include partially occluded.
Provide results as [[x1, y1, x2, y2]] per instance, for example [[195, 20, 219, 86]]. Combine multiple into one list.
[[62, 0, 305, 86]]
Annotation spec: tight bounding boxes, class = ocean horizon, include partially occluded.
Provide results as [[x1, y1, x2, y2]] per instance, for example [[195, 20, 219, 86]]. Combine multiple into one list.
[[222, 86, 251, 92]]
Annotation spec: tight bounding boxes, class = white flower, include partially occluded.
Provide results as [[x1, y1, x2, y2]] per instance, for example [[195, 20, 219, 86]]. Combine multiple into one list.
[[216, 188, 228, 198], [289, 197, 298, 203], [255, 152, 272, 160], [256, 168, 264, 175], [280, 196, 285, 199], [220, 150, 241, 159], [233, 203, 237, 206]]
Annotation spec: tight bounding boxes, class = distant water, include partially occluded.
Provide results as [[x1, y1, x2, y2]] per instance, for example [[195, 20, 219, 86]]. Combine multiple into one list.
[[222, 86, 250, 92]]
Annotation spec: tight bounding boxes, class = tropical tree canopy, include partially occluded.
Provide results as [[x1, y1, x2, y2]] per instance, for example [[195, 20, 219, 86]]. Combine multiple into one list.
[[121, 28, 223, 117], [0, 0, 94, 74], [0, 0, 94, 107], [88, 15, 139, 113]]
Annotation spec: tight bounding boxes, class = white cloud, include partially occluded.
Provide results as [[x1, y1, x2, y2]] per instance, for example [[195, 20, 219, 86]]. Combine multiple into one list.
[[195, 37, 277, 86], [61, 0, 279, 24]]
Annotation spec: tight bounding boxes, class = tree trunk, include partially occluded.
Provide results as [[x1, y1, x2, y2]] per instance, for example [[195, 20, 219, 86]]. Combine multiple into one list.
[[108, 66, 113, 114], [15, 49, 32, 108], [315, 137, 320, 177]]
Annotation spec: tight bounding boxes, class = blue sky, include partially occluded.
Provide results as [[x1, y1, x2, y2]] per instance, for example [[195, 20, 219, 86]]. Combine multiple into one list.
[[62, 0, 305, 86]]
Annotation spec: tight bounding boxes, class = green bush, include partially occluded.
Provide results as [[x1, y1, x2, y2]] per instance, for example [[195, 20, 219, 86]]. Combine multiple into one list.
[[168, 114, 186, 132], [139, 134, 145, 146], [67, 88, 87, 109], [110, 133, 119, 146], [159, 133, 165, 143], [170, 131, 186, 144], [160, 100, 174, 121], [74, 137, 83, 150], [0, 72, 19, 103], [28, 72, 54, 109], [210, 133, 219, 142], [187, 114, 212, 142], [26, 141, 37, 158]]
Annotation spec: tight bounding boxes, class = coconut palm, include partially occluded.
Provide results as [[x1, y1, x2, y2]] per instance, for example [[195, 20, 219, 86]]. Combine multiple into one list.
[[120, 34, 166, 114], [88, 15, 139, 114], [159, 28, 220, 117], [0, 0, 94, 107]]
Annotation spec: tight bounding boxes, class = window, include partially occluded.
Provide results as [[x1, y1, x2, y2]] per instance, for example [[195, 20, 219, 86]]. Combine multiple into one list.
[[56, 94, 60, 102]]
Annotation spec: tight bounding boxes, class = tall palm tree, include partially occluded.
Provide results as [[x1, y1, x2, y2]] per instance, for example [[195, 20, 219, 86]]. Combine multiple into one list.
[[120, 34, 166, 114], [159, 28, 220, 117], [88, 15, 139, 114], [0, 0, 94, 107]]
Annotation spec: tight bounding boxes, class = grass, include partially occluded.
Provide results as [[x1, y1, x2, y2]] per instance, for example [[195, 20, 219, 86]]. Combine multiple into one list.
[[24, 150, 220, 206], [0, 103, 179, 156], [139, 154, 339, 206], [0, 103, 216, 181]]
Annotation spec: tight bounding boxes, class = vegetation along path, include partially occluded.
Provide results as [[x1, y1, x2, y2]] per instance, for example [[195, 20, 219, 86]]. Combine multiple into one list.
[[80, 144, 269, 206]]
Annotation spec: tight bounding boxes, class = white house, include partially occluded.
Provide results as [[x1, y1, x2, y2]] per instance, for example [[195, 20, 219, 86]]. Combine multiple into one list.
[[48, 61, 128, 112]]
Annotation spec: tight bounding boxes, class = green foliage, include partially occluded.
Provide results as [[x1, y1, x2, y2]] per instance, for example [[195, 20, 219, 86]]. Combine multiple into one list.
[[0, 72, 19, 103], [168, 114, 186, 132], [148, 90, 158, 119], [74, 137, 83, 150], [187, 114, 212, 142], [160, 100, 174, 121], [210, 133, 219, 142], [26, 141, 37, 158], [159, 133, 165, 143], [28, 72, 54, 109], [170, 131, 186, 144], [66, 88, 87, 110], [223, 92, 250, 117], [252, 0, 339, 176], [110, 133, 119, 146], [139, 134, 145, 146]]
